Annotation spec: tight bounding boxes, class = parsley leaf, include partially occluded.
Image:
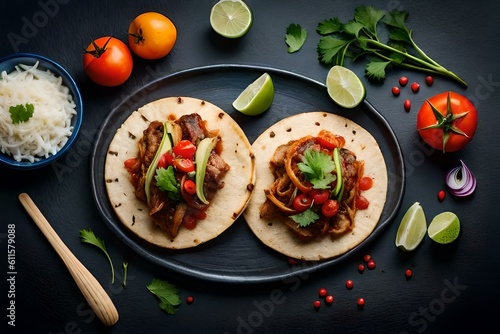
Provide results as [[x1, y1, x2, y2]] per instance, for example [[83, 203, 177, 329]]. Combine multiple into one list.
[[9, 103, 34, 124], [316, 5, 467, 86], [146, 279, 181, 315], [285, 23, 307, 53], [297, 148, 336, 189], [79, 229, 115, 284], [155, 166, 181, 200], [290, 208, 319, 227]]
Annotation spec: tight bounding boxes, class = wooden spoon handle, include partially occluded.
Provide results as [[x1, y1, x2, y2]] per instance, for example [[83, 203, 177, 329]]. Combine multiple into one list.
[[18, 193, 119, 326]]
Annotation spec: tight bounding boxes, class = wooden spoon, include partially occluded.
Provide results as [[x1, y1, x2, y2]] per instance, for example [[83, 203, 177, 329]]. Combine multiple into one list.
[[18, 193, 119, 326]]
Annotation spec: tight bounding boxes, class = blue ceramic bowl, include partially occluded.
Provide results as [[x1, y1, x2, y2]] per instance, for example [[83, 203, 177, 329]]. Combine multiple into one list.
[[0, 53, 83, 170]]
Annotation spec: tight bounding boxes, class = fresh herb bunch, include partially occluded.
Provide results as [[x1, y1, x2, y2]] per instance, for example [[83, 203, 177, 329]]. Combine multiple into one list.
[[316, 5, 467, 86]]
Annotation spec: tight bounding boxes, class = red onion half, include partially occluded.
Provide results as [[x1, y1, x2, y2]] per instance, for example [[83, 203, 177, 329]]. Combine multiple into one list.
[[446, 160, 476, 197]]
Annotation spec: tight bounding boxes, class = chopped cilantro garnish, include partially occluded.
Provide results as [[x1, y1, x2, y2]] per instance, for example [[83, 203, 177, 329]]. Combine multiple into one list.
[[155, 166, 181, 200], [290, 208, 319, 227], [9, 103, 34, 124], [146, 278, 181, 315], [285, 23, 307, 53], [297, 148, 336, 189]]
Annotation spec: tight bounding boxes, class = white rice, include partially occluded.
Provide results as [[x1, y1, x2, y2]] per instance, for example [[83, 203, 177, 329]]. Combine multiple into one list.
[[0, 61, 77, 162]]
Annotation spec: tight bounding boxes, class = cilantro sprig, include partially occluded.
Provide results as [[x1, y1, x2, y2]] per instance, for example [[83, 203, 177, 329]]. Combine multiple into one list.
[[316, 5, 467, 86], [9, 103, 34, 124], [285, 23, 307, 53], [146, 278, 181, 315], [79, 229, 115, 284], [155, 166, 181, 200], [297, 148, 336, 189], [291, 208, 319, 227]]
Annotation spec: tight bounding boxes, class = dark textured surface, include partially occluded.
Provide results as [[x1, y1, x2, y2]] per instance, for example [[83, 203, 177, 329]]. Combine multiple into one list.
[[1, 1, 499, 333]]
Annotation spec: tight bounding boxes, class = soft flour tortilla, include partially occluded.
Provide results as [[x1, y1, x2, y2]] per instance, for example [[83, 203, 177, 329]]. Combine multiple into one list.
[[243, 112, 388, 260], [104, 97, 256, 249]]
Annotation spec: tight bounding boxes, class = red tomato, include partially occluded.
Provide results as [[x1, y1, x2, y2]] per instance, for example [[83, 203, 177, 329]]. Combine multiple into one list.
[[173, 140, 196, 159], [182, 215, 197, 230], [124, 158, 137, 171], [316, 129, 345, 149], [355, 195, 370, 210], [157, 152, 173, 169], [293, 194, 312, 212], [83, 36, 133, 87], [183, 179, 196, 195], [128, 12, 177, 60], [310, 189, 329, 205], [173, 158, 195, 173], [417, 91, 477, 152], [321, 199, 339, 217], [358, 177, 373, 191]]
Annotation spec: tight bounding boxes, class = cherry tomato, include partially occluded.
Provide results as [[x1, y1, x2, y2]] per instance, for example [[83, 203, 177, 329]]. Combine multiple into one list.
[[183, 179, 196, 195], [157, 152, 173, 169], [173, 158, 195, 173], [293, 194, 312, 212], [311, 189, 329, 205], [173, 140, 196, 159], [321, 199, 339, 217], [83, 36, 133, 87], [316, 130, 345, 149], [355, 195, 370, 210], [128, 12, 177, 60], [358, 177, 373, 191], [417, 91, 478, 152], [124, 158, 137, 171], [182, 215, 197, 230]]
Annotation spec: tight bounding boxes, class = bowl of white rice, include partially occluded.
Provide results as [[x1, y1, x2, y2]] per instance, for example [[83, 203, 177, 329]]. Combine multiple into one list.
[[0, 53, 83, 169]]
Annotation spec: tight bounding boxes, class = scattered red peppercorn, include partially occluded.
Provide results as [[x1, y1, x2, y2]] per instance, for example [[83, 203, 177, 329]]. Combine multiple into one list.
[[357, 297, 365, 308], [358, 263, 365, 273], [438, 190, 446, 202], [186, 296, 194, 304], [411, 82, 420, 93], [399, 76, 408, 86], [391, 86, 400, 96], [425, 75, 434, 86], [405, 269, 413, 279], [345, 279, 354, 290], [313, 300, 321, 310], [325, 295, 334, 305], [404, 99, 411, 112], [363, 254, 371, 262], [318, 288, 327, 298], [367, 259, 376, 270]]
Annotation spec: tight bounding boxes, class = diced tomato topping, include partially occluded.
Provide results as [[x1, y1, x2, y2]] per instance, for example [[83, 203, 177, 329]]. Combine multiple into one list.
[[355, 195, 370, 210], [173, 140, 196, 159], [358, 177, 373, 191], [183, 179, 196, 195], [173, 158, 195, 173], [124, 158, 137, 172], [158, 152, 173, 169], [321, 199, 339, 217]]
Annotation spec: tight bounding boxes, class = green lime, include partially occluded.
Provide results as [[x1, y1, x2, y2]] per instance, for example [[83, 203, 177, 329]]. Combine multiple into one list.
[[395, 202, 427, 251], [232, 72, 274, 115], [210, 0, 253, 38], [326, 65, 366, 108], [428, 211, 460, 244]]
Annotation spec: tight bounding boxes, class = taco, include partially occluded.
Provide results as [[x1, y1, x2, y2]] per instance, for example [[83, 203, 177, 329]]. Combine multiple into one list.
[[104, 96, 256, 249], [243, 112, 387, 260]]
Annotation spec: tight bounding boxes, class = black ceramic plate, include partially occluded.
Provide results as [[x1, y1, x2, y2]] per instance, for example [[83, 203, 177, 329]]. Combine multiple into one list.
[[90, 64, 405, 283]]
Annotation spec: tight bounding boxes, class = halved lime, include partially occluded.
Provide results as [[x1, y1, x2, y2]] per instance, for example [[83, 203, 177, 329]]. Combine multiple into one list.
[[428, 211, 460, 244], [395, 202, 427, 251], [210, 0, 253, 38], [232, 72, 274, 115], [326, 66, 366, 108]]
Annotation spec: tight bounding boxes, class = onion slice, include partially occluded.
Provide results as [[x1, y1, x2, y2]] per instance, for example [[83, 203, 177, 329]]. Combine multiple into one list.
[[446, 160, 476, 197]]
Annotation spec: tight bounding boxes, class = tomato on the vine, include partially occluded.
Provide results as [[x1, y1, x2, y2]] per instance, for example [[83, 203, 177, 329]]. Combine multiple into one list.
[[83, 36, 133, 87], [293, 194, 312, 212], [417, 91, 477, 152], [128, 12, 177, 60]]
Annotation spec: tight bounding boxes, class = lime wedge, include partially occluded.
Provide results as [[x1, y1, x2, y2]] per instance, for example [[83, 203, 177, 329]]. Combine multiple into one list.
[[428, 212, 460, 244], [232, 72, 274, 115], [395, 202, 427, 251], [210, 0, 252, 38], [326, 66, 366, 108]]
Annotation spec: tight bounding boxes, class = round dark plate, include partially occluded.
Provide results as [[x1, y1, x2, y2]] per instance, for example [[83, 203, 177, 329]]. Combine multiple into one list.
[[90, 64, 405, 284]]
